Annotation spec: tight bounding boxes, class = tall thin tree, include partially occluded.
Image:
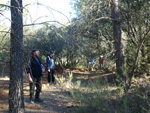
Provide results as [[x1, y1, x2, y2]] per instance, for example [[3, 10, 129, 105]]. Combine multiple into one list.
[[111, 0, 126, 84], [9, 0, 24, 112]]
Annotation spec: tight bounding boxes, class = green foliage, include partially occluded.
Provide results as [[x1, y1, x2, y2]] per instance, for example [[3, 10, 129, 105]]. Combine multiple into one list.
[[22, 0, 117, 70], [21, 0, 150, 80], [55, 72, 74, 89], [70, 0, 116, 71], [0, 32, 10, 61], [120, 0, 150, 77], [71, 77, 150, 113]]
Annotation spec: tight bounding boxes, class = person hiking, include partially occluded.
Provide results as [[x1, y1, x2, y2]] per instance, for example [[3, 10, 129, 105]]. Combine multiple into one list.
[[46, 50, 55, 84], [89, 57, 95, 71], [100, 55, 104, 67], [26, 49, 45, 104]]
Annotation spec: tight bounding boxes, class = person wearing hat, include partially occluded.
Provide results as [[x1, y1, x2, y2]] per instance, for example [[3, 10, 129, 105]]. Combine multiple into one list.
[[26, 49, 45, 104], [46, 50, 55, 84]]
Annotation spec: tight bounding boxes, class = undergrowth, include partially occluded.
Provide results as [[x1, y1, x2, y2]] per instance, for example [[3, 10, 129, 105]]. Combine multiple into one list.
[[70, 75, 150, 113], [55, 72, 150, 113]]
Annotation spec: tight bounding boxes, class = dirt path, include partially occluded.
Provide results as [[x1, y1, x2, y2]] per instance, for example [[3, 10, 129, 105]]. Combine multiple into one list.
[[0, 73, 77, 113], [0, 70, 115, 113], [0, 77, 9, 113], [24, 78, 75, 113]]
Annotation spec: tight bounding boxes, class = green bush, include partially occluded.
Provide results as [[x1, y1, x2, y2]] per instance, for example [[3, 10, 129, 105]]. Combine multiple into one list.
[[71, 77, 150, 113]]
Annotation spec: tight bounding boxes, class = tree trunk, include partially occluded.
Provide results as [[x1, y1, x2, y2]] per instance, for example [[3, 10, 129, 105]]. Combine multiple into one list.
[[111, 0, 126, 83], [9, 0, 24, 112]]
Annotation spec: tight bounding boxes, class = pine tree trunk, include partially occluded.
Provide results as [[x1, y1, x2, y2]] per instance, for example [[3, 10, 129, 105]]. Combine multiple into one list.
[[9, 0, 24, 112], [111, 0, 126, 83]]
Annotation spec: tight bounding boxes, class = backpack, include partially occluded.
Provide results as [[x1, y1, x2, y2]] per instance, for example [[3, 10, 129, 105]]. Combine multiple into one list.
[[44, 56, 50, 66]]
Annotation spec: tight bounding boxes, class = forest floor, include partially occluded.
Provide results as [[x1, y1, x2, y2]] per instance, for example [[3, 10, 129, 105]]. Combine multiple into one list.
[[0, 69, 115, 113]]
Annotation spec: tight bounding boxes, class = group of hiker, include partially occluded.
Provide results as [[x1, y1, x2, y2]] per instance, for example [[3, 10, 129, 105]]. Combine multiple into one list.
[[26, 49, 55, 104], [26, 49, 105, 104], [88, 55, 104, 71]]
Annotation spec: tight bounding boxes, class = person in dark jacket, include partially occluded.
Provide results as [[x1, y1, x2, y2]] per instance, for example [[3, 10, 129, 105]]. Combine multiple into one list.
[[46, 50, 55, 84], [26, 49, 45, 104]]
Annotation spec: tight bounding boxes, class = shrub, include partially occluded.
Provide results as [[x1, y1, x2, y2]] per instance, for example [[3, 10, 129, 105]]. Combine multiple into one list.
[[71, 77, 150, 113]]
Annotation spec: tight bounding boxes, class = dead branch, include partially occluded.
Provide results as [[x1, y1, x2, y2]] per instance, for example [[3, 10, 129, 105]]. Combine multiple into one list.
[[23, 20, 66, 27], [0, 4, 11, 8]]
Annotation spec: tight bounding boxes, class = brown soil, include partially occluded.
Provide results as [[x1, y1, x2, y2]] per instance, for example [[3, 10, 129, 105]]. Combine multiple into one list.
[[0, 70, 115, 113]]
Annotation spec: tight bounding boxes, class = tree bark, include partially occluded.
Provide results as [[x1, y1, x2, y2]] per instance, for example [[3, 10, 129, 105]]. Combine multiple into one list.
[[111, 0, 126, 83], [9, 0, 24, 112]]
